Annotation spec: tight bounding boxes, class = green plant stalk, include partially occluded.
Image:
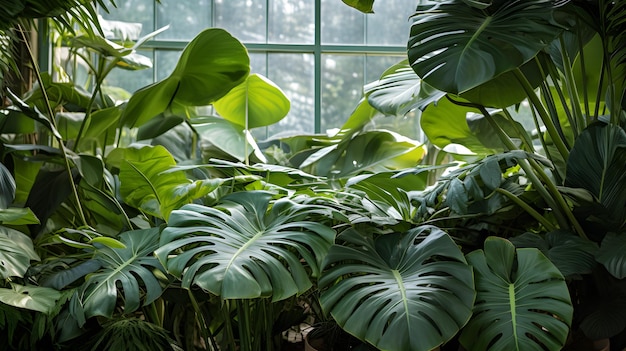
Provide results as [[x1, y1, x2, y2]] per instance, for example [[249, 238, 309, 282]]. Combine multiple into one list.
[[74, 55, 117, 151], [187, 289, 213, 350], [237, 299, 252, 351], [559, 36, 586, 134], [513, 68, 570, 161], [222, 300, 238, 351], [576, 17, 591, 120], [544, 59, 577, 138], [527, 159, 587, 239], [495, 188, 556, 231], [539, 80, 571, 148], [481, 108, 570, 230], [501, 108, 535, 152], [18, 24, 88, 227]]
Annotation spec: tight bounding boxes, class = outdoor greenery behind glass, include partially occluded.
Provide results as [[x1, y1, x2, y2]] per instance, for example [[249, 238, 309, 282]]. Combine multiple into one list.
[[100, 0, 413, 137]]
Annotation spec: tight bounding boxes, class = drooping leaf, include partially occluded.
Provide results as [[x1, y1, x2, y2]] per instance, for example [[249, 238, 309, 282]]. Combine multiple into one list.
[[597, 232, 626, 279], [214, 73, 290, 129], [319, 226, 475, 351], [408, 0, 564, 94], [364, 60, 445, 116], [0, 226, 39, 279], [565, 123, 626, 228], [341, 0, 374, 13], [193, 116, 269, 162], [0, 162, 15, 209], [0, 284, 61, 314], [155, 191, 336, 301], [461, 237, 573, 351], [122, 28, 250, 128], [0, 207, 40, 226], [72, 228, 164, 324]]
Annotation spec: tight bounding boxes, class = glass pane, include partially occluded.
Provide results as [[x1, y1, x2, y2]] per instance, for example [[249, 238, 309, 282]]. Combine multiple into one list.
[[155, 50, 182, 80], [321, 55, 364, 131], [266, 53, 315, 137], [366, 2, 413, 45], [268, 0, 314, 44], [321, 0, 365, 44], [156, 0, 211, 40], [100, 0, 154, 35], [104, 50, 154, 94], [249, 53, 268, 76], [365, 55, 405, 82], [215, 0, 267, 43]]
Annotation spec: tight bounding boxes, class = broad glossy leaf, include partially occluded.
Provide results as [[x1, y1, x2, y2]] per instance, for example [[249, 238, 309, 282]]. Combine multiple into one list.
[[122, 28, 249, 128], [408, 0, 563, 94], [511, 231, 598, 278], [71, 35, 133, 57], [0, 162, 15, 209], [0, 108, 36, 134], [565, 123, 626, 228], [340, 98, 380, 131], [319, 226, 475, 351], [364, 60, 445, 116], [137, 113, 185, 140], [214, 73, 290, 129], [0, 226, 39, 279], [0, 207, 39, 225], [461, 237, 573, 351], [7, 89, 62, 139], [118, 145, 219, 220], [0, 284, 61, 314], [156, 191, 336, 301], [420, 96, 496, 154], [73, 228, 164, 323], [10, 155, 42, 205], [193, 116, 265, 162], [597, 232, 626, 279]]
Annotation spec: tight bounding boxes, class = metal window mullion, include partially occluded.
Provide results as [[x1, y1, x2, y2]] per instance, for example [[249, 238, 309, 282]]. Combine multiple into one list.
[[314, 0, 322, 134]]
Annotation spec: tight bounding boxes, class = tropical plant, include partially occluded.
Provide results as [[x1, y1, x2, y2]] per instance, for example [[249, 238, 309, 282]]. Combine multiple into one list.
[[344, 0, 626, 349]]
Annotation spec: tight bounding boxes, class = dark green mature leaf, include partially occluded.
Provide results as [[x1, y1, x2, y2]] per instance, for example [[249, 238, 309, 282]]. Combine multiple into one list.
[[511, 231, 598, 278], [156, 191, 336, 301], [0, 226, 39, 279], [0, 163, 15, 209], [0, 284, 61, 314], [408, 0, 563, 94], [461, 237, 573, 351], [72, 228, 164, 324], [597, 232, 626, 279], [0, 108, 36, 134], [214, 73, 290, 129], [565, 123, 626, 227], [319, 226, 474, 351], [364, 60, 445, 116], [122, 28, 250, 128]]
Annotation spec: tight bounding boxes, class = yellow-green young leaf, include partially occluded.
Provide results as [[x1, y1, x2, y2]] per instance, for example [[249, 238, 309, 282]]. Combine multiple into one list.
[[214, 74, 290, 129], [90, 237, 127, 249], [0, 207, 39, 225]]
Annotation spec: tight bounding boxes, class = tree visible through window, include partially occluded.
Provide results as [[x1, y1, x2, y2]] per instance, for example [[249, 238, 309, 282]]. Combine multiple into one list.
[[101, 0, 414, 138]]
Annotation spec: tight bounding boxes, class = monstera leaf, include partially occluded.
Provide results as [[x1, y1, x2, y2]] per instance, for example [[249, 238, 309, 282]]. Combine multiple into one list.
[[408, 0, 563, 94], [71, 228, 164, 325], [460, 237, 573, 351], [0, 226, 39, 279], [319, 226, 475, 351], [155, 191, 336, 301]]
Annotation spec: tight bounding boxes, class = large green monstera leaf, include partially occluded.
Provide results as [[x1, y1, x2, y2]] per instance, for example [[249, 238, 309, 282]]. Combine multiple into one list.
[[319, 226, 475, 351], [408, 0, 563, 94], [155, 191, 336, 301], [71, 228, 164, 325], [460, 237, 573, 351]]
